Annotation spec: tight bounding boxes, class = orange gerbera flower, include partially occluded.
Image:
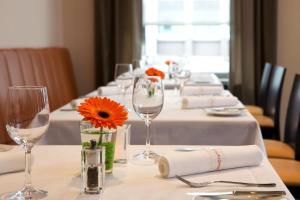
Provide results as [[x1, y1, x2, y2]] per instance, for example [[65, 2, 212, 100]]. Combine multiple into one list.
[[145, 67, 165, 79], [165, 60, 173, 66], [77, 97, 128, 129], [165, 60, 177, 66]]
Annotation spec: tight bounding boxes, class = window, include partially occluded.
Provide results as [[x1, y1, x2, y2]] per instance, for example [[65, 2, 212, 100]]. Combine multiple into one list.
[[143, 0, 230, 74]]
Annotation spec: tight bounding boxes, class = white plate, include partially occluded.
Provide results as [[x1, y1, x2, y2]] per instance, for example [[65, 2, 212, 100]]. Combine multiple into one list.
[[205, 108, 243, 116], [175, 147, 198, 152]]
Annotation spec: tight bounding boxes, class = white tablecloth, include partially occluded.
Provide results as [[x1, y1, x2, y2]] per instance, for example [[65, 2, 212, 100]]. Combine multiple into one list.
[[0, 145, 293, 200], [41, 90, 264, 152], [107, 72, 223, 89]]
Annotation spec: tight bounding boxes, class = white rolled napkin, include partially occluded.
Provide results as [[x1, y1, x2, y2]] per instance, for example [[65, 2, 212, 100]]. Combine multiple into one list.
[[0, 145, 25, 174], [158, 145, 263, 178], [182, 85, 224, 96], [97, 86, 132, 96], [181, 96, 239, 109], [186, 73, 214, 85]]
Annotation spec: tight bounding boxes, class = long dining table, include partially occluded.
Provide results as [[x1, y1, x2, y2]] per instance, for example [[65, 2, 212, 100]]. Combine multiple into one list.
[[1, 73, 294, 199], [41, 89, 264, 151], [0, 145, 294, 200]]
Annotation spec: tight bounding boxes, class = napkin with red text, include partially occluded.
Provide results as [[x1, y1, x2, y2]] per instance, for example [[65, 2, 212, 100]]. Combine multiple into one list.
[[158, 145, 263, 178]]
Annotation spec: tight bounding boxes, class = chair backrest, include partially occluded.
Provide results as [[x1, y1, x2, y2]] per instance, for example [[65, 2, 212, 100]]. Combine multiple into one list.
[[294, 108, 300, 161], [0, 48, 77, 144], [257, 63, 273, 109], [285, 74, 300, 148], [264, 65, 286, 135]]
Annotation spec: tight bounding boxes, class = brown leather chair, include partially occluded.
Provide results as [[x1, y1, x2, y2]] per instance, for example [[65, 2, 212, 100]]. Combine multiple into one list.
[[0, 48, 77, 144]]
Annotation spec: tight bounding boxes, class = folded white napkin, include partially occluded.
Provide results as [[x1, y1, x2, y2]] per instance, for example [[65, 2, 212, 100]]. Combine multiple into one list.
[[158, 145, 263, 178], [182, 85, 224, 96], [97, 86, 132, 96], [0, 145, 25, 174], [186, 74, 214, 84], [181, 96, 238, 109]]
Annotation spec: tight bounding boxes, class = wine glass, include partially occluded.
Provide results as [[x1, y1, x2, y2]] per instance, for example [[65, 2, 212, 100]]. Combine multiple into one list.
[[4, 86, 50, 199], [114, 64, 133, 106], [132, 76, 164, 164], [176, 69, 191, 95], [169, 62, 182, 95]]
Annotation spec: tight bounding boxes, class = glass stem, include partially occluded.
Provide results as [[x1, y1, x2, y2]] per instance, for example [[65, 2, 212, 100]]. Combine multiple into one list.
[[180, 80, 184, 95], [145, 118, 152, 157], [174, 78, 179, 94], [24, 144, 33, 189], [121, 87, 126, 105]]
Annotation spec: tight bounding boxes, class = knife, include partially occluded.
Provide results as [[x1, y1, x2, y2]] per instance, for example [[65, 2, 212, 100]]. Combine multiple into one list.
[[187, 190, 286, 197], [60, 108, 77, 111]]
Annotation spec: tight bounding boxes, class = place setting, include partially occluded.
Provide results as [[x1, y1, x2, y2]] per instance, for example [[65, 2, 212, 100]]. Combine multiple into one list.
[[156, 145, 288, 200], [179, 84, 246, 117]]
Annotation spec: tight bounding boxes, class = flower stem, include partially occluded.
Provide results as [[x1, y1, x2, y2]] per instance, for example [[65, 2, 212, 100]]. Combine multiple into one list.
[[98, 127, 103, 145]]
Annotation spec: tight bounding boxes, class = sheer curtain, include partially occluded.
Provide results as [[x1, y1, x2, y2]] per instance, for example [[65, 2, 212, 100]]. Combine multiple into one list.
[[94, 0, 143, 86], [229, 0, 277, 104]]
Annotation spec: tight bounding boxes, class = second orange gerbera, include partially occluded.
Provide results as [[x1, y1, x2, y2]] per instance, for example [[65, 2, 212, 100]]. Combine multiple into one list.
[[145, 67, 165, 79], [165, 60, 177, 66], [77, 97, 128, 129]]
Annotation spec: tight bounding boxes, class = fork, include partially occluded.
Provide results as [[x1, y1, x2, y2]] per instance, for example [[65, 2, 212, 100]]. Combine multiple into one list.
[[175, 175, 276, 188]]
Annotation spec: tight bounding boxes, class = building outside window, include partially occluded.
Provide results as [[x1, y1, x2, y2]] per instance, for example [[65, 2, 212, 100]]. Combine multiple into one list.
[[143, 0, 230, 77]]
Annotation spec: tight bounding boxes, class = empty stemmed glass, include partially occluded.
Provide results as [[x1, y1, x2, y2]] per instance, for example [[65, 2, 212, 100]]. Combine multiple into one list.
[[4, 86, 50, 199], [169, 63, 182, 95], [114, 64, 133, 107], [132, 76, 164, 164], [176, 69, 191, 95]]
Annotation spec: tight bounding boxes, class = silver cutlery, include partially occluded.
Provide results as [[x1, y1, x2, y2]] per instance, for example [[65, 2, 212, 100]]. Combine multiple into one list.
[[187, 190, 286, 197], [60, 108, 77, 111], [209, 107, 245, 111], [175, 175, 276, 187], [60, 97, 86, 111]]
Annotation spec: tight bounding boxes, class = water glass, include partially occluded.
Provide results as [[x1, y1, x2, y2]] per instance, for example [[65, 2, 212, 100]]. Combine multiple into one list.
[[114, 124, 131, 164]]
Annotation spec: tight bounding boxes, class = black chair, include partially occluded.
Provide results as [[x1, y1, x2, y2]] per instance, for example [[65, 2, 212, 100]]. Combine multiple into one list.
[[254, 65, 286, 139], [246, 63, 273, 115], [265, 74, 300, 159], [270, 105, 300, 191]]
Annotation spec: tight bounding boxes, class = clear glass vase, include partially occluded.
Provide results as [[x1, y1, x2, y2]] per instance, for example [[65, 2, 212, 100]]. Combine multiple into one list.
[[80, 120, 116, 173]]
